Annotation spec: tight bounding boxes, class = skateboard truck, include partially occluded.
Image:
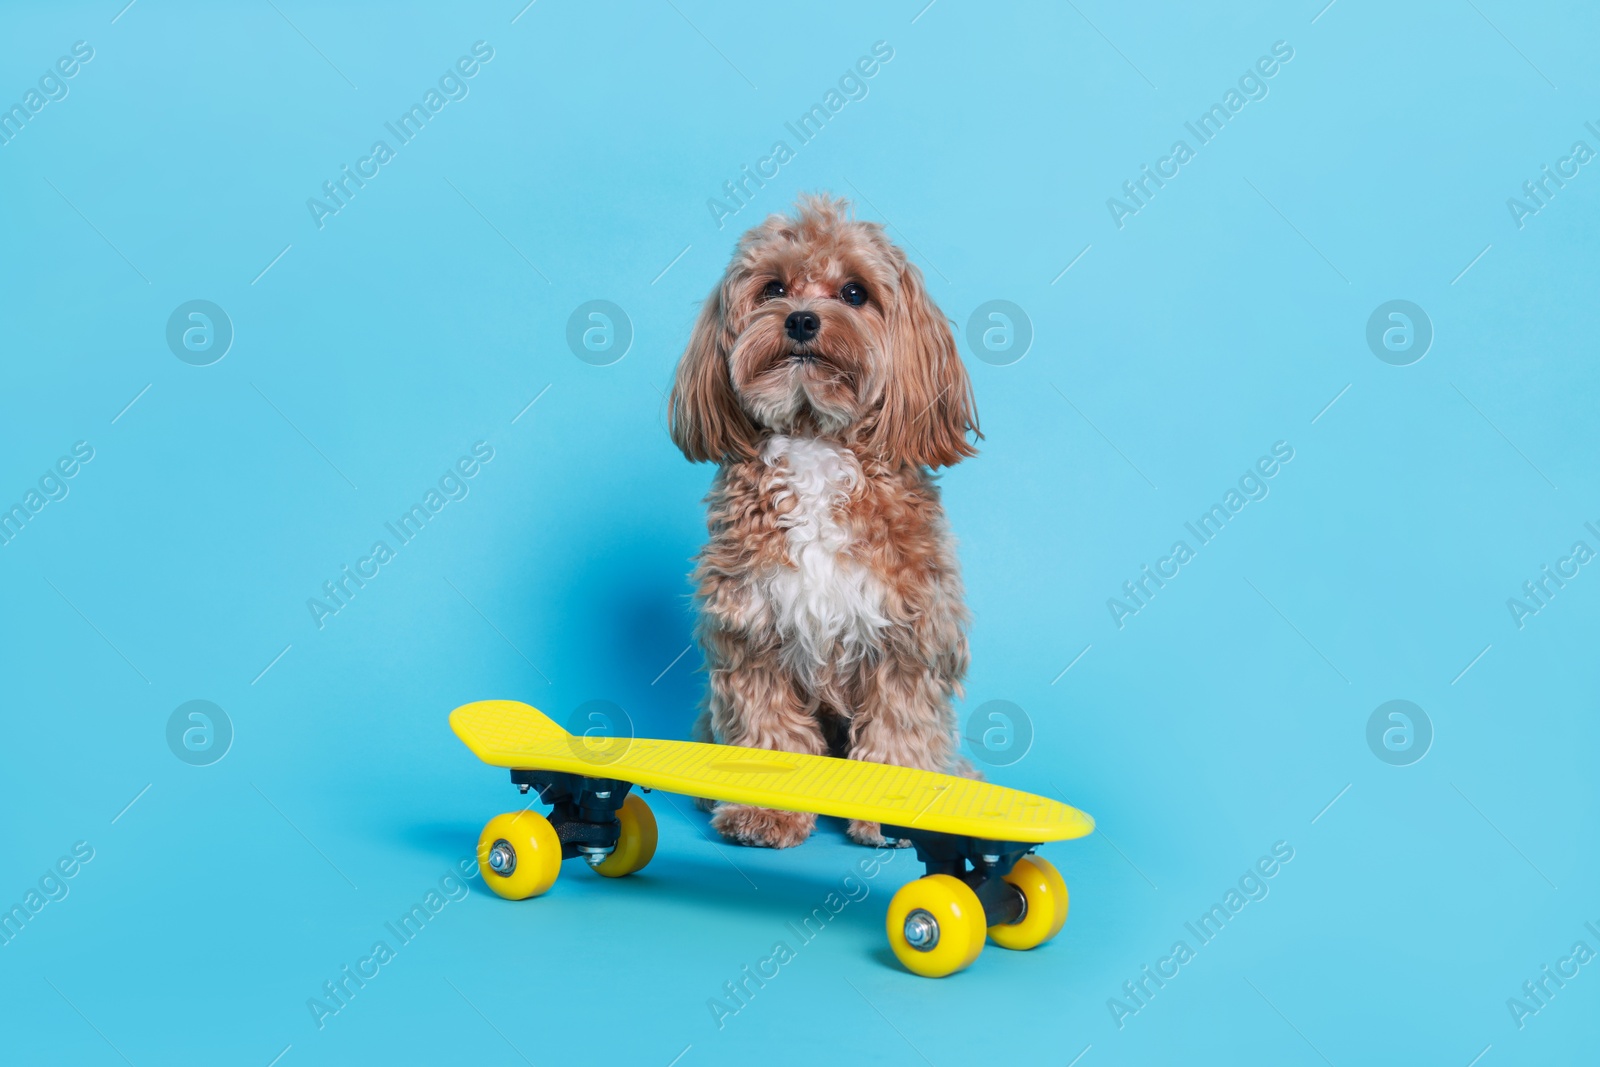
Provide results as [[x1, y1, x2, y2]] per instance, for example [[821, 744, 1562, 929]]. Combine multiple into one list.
[[882, 825, 1031, 930], [511, 769, 636, 867]]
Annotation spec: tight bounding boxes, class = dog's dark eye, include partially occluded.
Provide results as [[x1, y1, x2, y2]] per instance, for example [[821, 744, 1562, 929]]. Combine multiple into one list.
[[840, 282, 868, 307], [763, 280, 787, 300]]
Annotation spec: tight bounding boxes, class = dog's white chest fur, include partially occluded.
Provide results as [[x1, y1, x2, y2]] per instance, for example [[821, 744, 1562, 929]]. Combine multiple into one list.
[[757, 436, 888, 672]]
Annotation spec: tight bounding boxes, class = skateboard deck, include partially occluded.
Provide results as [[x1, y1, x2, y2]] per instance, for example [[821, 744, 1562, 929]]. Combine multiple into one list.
[[450, 699, 1094, 842]]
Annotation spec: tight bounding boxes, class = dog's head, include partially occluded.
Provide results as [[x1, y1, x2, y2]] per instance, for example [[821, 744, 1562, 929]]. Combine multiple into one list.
[[670, 194, 978, 468]]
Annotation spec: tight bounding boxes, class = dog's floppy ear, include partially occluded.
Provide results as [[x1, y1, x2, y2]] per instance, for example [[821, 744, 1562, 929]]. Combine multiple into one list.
[[670, 288, 761, 463], [870, 256, 980, 469]]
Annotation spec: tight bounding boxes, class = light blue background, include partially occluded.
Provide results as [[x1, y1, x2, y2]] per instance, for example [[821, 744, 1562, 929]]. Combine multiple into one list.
[[2, 1, 1597, 1064]]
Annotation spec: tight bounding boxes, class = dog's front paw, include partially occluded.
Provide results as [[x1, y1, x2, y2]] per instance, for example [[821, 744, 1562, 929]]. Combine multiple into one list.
[[711, 804, 815, 848], [847, 819, 911, 848]]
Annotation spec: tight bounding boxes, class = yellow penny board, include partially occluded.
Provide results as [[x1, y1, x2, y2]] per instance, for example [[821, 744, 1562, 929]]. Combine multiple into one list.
[[450, 700, 1094, 843]]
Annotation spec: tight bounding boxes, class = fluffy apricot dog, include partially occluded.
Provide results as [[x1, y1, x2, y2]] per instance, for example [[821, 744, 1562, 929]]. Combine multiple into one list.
[[669, 194, 980, 849]]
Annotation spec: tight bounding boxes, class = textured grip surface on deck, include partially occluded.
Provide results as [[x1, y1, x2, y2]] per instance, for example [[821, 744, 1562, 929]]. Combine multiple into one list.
[[450, 700, 1093, 843]]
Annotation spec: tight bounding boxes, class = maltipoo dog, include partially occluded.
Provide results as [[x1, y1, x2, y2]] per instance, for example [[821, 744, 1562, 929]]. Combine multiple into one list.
[[669, 194, 980, 849]]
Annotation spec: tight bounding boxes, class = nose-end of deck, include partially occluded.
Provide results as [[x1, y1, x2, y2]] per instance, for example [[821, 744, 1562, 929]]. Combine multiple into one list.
[[450, 699, 569, 762]]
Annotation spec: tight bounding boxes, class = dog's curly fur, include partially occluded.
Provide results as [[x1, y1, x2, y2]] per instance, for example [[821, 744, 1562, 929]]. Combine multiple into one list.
[[669, 195, 981, 849]]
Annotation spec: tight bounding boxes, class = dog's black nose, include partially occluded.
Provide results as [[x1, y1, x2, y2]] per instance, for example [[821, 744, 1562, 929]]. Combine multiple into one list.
[[785, 310, 820, 343]]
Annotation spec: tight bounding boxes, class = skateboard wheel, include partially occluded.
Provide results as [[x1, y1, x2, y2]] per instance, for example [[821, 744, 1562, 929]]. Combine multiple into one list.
[[987, 856, 1069, 950], [477, 811, 563, 900], [593, 794, 658, 878], [885, 875, 987, 978]]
